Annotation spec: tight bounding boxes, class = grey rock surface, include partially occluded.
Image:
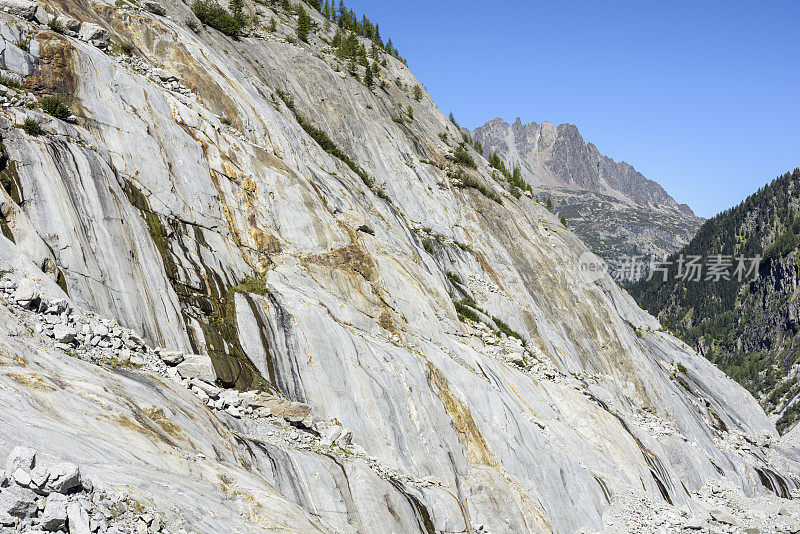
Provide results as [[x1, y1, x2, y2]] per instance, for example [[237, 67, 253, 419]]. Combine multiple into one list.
[[0, 3, 793, 534], [77, 22, 109, 48], [0, 484, 37, 517], [0, 0, 36, 21], [66, 501, 90, 534], [45, 463, 80, 494], [176, 354, 216, 383], [5, 446, 35, 474], [39, 493, 67, 531]]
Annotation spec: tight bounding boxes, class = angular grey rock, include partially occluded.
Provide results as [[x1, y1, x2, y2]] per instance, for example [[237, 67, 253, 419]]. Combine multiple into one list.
[[176, 354, 216, 383], [710, 509, 740, 526], [217, 389, 240, 407], [319, 426, 341, 447], [92, 323, 109, 337], [158, 350, 184, 365], [13, 279, 39, 308], [189, 378, 220, 398], [77, 22, 110, 48], [143, 1, 165, 15], [506, 352, 525, 366], [336, 428, 352, 447], [61, 17, 80, 34], [67, 501, 90, 534], [28, 466, 48, 490], [45, 463, 80, 494], [0, 0, 37, 20], [191, 386, 209, 402], [5, 446, 35, 475], [45, 299, 68, 315], [248, 394, 310, 423], [11, 467, 30, 487], [52, 324, 76, 343], [32, 6, 51, 25], [0, 484, 37, 517], [152, 68, 176, 82], [39, 493, 67, 531], [225, 405, 241, 418]]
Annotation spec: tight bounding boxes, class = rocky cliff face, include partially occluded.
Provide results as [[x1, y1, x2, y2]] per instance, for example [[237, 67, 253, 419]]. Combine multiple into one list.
[[0, 1, 796, 533], [472, 118, 702, 271]]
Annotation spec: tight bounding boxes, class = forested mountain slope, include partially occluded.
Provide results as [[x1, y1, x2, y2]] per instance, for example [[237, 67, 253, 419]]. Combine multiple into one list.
[[629, 169, 800, 433]]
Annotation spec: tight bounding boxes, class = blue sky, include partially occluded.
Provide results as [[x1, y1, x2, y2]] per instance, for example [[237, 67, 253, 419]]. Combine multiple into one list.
[[343, 0, 800, 218]]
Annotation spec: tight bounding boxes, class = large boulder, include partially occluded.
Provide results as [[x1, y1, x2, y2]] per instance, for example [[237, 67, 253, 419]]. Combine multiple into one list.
[[52, 324, 76, 343], [5, 446, 35, 475], [249, 394, 311, 423], [40, 493, 67, 531], [61, 17, 80, 36], [32, 5, 51, 25], [143, 1, 165, 15], [45, 463, 80, 494], [176, 354, 216, 383], [78, 23, 109, 48], [0, 0, 37, 21], [66, 501, 90, 534], [13, 279, 40, 309], [0, 485, 37, 518], [158, 349, 184, 365]]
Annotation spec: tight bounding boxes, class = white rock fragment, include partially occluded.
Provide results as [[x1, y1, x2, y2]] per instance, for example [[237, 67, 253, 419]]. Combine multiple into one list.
[[5, 446, 35, 475], [159, 350, 184, 365], [13, 279, 40, 309], [710, 509, 740, 526], [12, 467, 31, 487], [78, 22, 110, 48], [319, 425, 341, 447], [176, 354, 216, 382], [0, 484, 37, 518], [29, 465, 49, 489], [40, 493, 68, 531], [45, 463, 81, 494], [67, 500, 91, 534], [190, 378, 220, 398], [0, 0, 37, 20], [52, 324, 76, 343]]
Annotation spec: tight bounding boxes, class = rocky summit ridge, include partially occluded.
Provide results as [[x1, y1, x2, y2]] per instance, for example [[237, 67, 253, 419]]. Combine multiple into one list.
[[0, 0, 795, 533], [472, 118, 703, 272]]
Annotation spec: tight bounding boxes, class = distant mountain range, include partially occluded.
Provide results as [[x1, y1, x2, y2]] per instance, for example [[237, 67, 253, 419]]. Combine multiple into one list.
[[473, 118, 703, 275], [628, 168, 800, 433]]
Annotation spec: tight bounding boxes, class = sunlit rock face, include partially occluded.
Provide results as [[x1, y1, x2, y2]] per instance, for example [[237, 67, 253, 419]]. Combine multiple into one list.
[[0, 1, 796, 532]]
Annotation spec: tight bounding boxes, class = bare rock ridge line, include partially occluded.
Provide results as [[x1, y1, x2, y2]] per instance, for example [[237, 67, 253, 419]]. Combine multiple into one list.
[[472, 117, 704, 272], [472, 117, 691, 211], [0, 0, 795, 532]]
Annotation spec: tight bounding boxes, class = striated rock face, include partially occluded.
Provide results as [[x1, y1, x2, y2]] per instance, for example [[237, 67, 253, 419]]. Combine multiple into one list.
[[472, 118, 703, 269], [0, 1, 795, 533]]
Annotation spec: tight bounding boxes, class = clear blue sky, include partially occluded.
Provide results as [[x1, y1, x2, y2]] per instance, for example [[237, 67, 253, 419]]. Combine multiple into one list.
[[343, 0, 799, 218]]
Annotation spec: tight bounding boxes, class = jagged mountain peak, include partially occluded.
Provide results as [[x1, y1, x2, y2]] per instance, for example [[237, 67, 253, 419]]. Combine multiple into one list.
[[474, 116, 693, 213], [473, 117, 702, 271]]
